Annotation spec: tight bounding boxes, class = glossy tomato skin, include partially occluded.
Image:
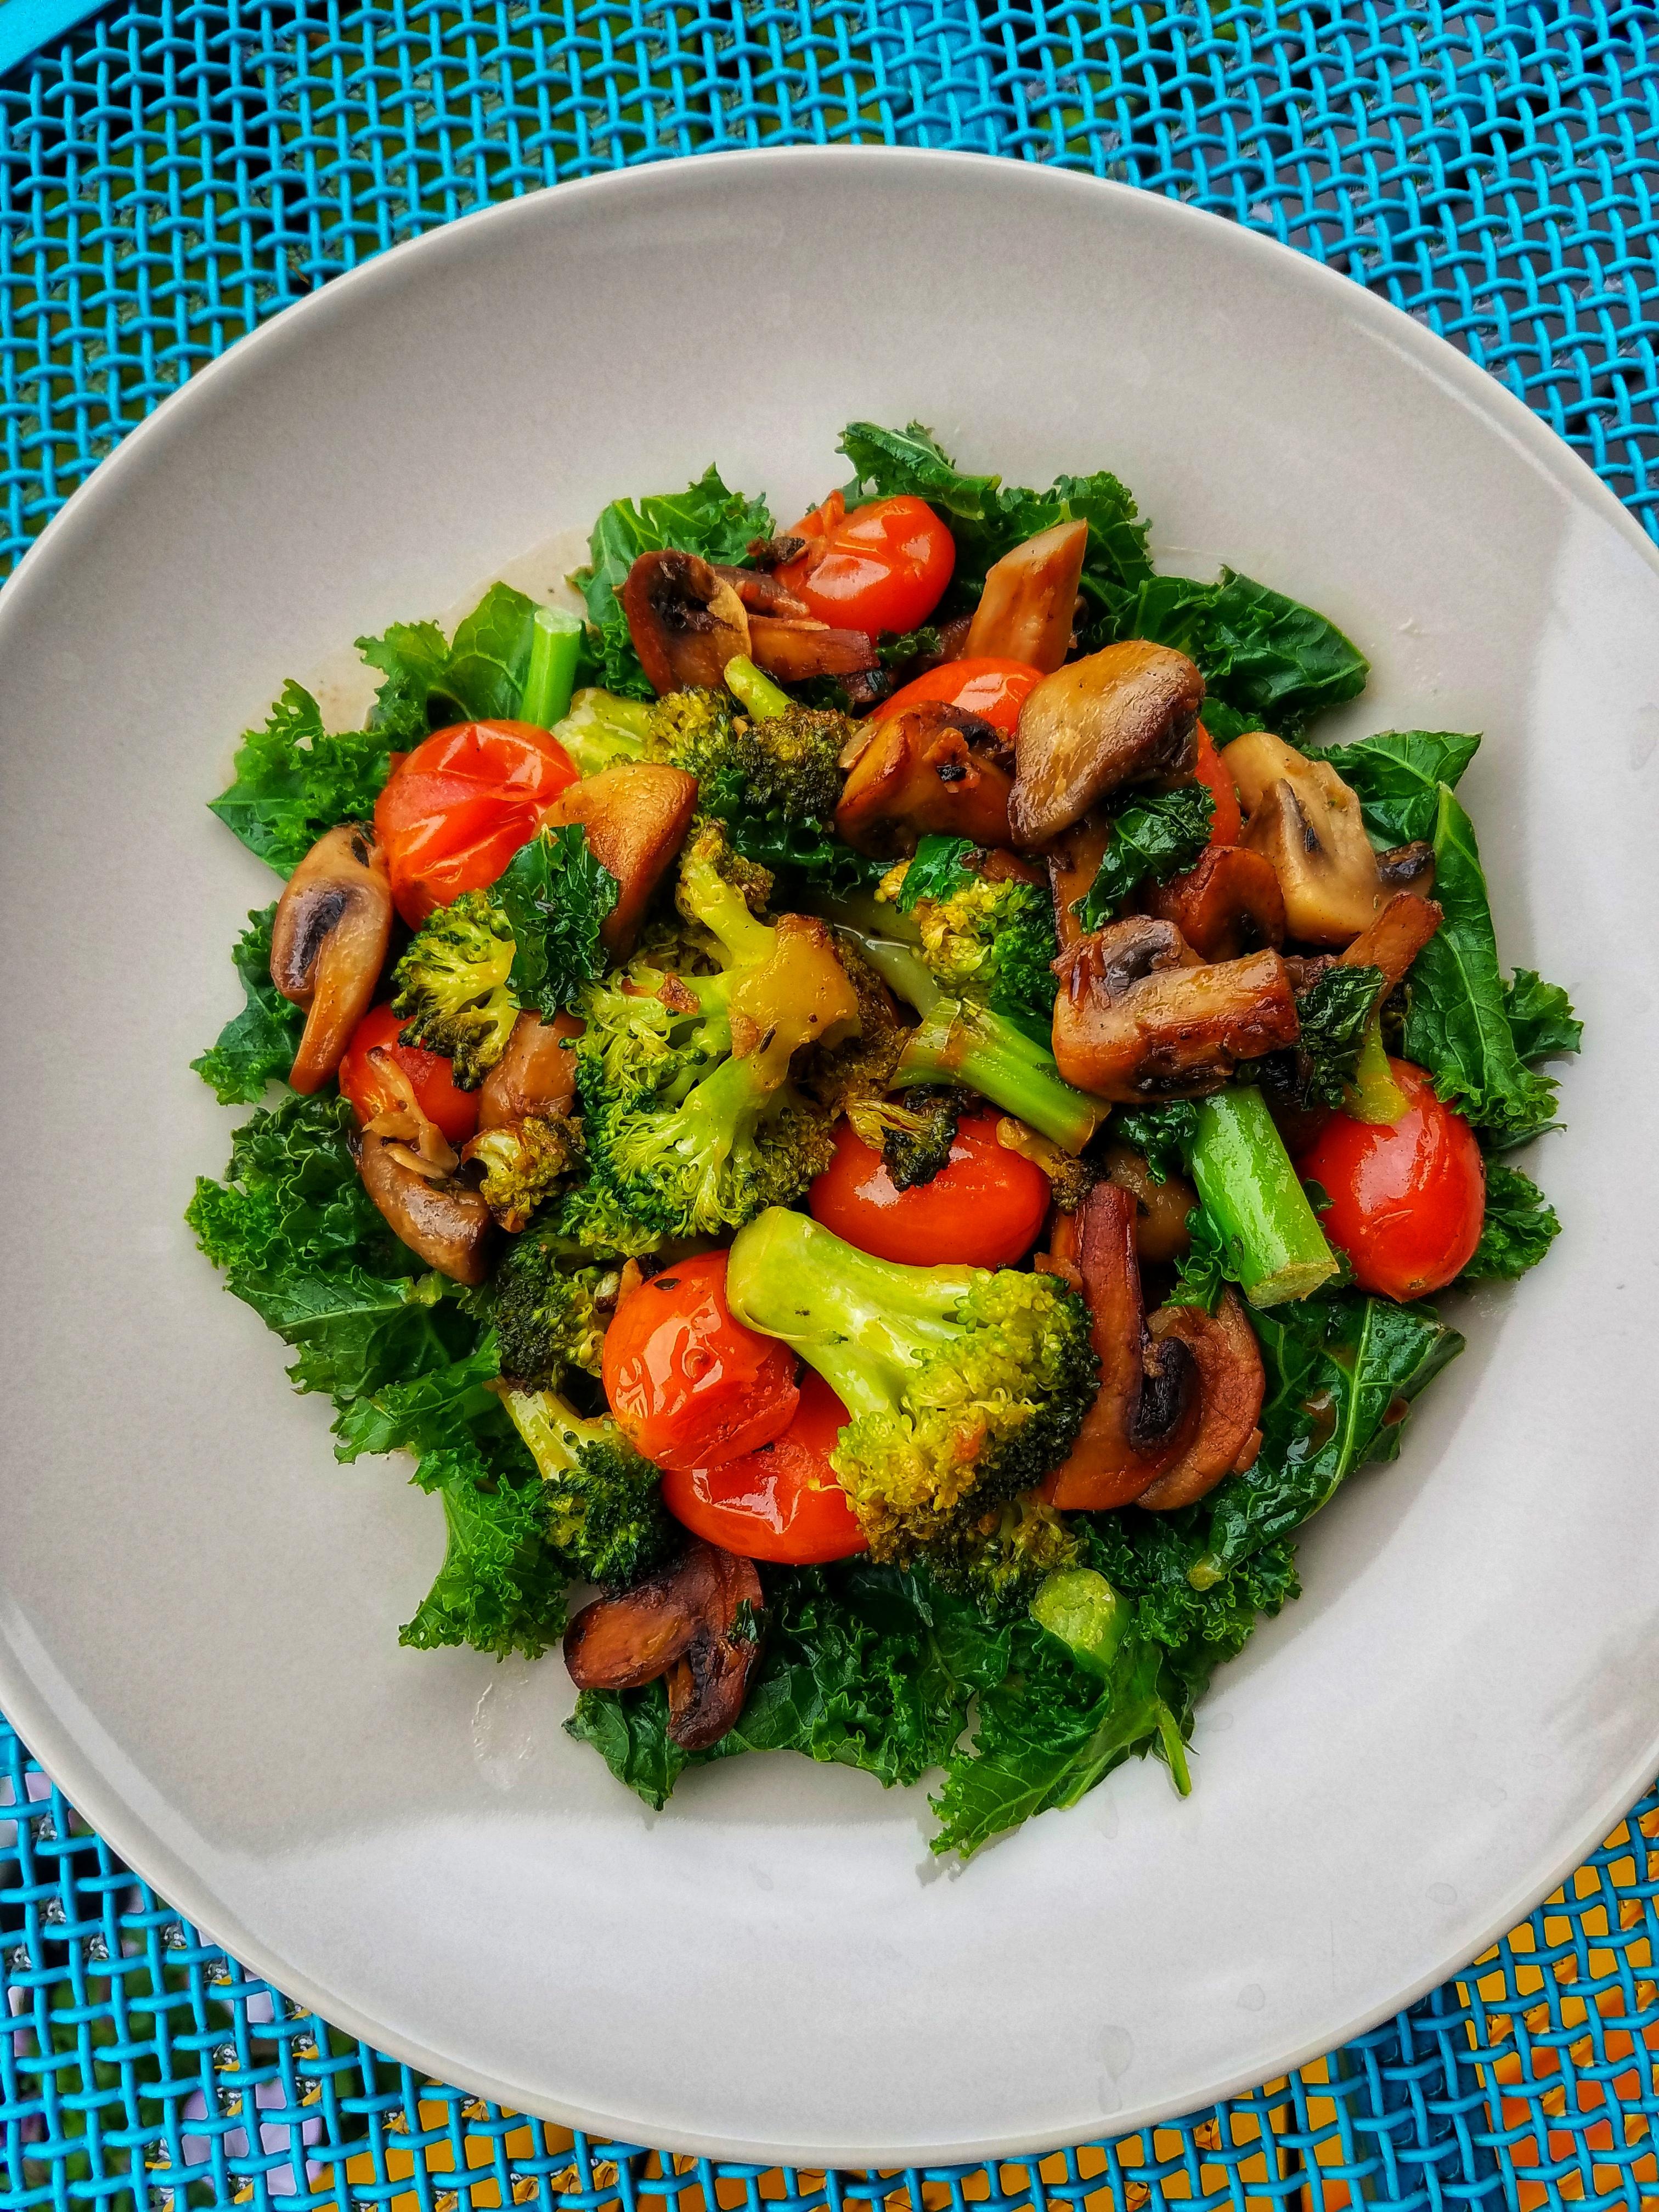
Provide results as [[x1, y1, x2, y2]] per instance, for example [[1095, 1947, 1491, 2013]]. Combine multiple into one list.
[[1296, 1059, 1485, 1299], [337, 1003, 479, 1146], [1193, 724, 1242, 845], [373, 719, 577, 927], [602, 1250, 800, 1475], [876, 657, 1043, 738], [809, 1112, 1051, 1267], [778, 493, 955, 638], [661, 1372, 867, 1564]]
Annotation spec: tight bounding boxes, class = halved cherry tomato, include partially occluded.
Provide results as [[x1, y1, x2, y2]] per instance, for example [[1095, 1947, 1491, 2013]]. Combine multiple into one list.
[[1296, 1058, 1485, 1300], [1193, 723, 1242, 845], [777, 492, 955, 639], [373, 719, 578, 927], [809, 1112, 1051, 1267], [875, 656, 1043, 738], [337, 1003, 479, 1146], [602, 1251, 799, 1474], [661, 1371, 867, 1564]]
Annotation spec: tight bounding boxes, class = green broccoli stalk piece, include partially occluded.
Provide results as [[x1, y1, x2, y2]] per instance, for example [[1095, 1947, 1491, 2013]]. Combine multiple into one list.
[[497, 1385, 673, 1588], [575, 822, 859, 1238], [928, 1496, 1080, 1620], [726, 1207, 1098, 1562], [391, 890, 519, 1087], [877, 836, 1059, 1039], [489, 1227, 618, 1387]]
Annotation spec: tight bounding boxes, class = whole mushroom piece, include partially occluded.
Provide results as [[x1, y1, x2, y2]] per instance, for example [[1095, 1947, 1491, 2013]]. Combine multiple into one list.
[[563, 1538, 763, 1751], [834, 701, 1017, 857], [1009, 640, 1204, 846], [269, 822, 393, 1092], [621, 550, 752, 694]]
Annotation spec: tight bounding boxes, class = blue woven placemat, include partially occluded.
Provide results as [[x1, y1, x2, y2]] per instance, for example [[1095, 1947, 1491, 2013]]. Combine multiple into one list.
[[2, 4, 1657, 2206]]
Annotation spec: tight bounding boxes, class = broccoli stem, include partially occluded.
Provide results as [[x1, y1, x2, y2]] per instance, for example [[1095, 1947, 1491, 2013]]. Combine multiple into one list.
[[1188, 1086, 1339, 1307], [520, 606, 584, 730], [724, 654, 793, 720], [499, 1383, 591, 1475], [726, 1206, 981, 1418]]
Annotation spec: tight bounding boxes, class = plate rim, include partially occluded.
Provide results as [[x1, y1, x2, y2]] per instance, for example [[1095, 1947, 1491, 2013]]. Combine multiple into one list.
[[2, 141, 1655, 2166]]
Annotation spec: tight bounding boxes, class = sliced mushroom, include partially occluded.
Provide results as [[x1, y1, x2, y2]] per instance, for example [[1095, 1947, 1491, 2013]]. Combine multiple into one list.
[[1041, 1182, 1198, 1511], [834, 702, 1016, 857], [1051, 917, 1301, 1101], [1136, 1290, 1266, 1511], [963, 519, 1089, 674], [356, 1127, 493, 1284], [621, 550, 751, 694], [1147, 845, 1286, 961], [1227, 731, 1384, 945], [1335, 889, 1443, 992], [1045, 814, 1113, 960], [1101, 1142, 1199, 1266], [747, 616, 881, 682], [541, 761, 698, 958], [563, 1538, 763, 1752], [478, 1009, 583, 1131], [269, 822, 393, 1093], [1378, 840, 1435, 893], [1009, 641, 1204, 845]]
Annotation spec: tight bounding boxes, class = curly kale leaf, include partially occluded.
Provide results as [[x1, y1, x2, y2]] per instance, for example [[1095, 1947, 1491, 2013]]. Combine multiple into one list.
[[575, 466, 772, 698], [1111, 1099, 1199, 1182], [399, 1439, 569, 1661], [1503, 969, 1583, 1063], [1295, 962, 1386, 1109], [495, 824, 620, 1018], [357, 582, 540, 742], [191, 904, 304, 1103], [1307, 727, 1481, 844], [1463, 1164, 1561, 1282], [1075, 787, 1214, 927], [208, 682, 391, 872]]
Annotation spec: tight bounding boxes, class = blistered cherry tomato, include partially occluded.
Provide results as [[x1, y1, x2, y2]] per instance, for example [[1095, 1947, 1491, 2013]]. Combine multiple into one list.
[[337, 1004, 479, 1146], [777, 492, 955, 638], [809, 1112, 1051, 1267], [373, 719, 578, 927], [1296, 1058, 1485, 1299], [661, 1371, 867, 1564], [1194, 723, 1242, 845], [875, 657, 1043, 737], [602, 1251, 799, 1474]]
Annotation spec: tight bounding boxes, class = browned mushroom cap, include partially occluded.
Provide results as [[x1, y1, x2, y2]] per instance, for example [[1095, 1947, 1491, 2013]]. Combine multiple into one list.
[[963, 519, 1088, 674], [1101, 1142, 1199, 1266], [1136, 1290, 1266, 1511], [1147, 844, 1287, 961], [621, 550, 751, 695], [356, 1127, 493, 1285], [1051, 916, 1301, 1102], [1009, 641, 1204, 845], [747, 616, 881, 682], [834, 702, 1016, 857], [1041, 1182, 1197, 1511], [269, 822, 393, 1093], [541, 761, 698, 959], [478, 1009, 583, 1132], [563, 1539, 763, 1752], [1335, 889, 1443, 992]]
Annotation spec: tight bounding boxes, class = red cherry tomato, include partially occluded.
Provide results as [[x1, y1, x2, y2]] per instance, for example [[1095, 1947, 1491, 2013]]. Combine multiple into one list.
[[337, 1003, 479, 1146], [373, 719, 578, 927], [809, 1112, 1051, 1267], [1296, 1059, 1485, 1300], [602, 1251, 799, 1474], [875, 657, 1043, 738], [1194, 723, 1242, 845], [661, 1371, 867, 1564], [777, 492, 955, 639]]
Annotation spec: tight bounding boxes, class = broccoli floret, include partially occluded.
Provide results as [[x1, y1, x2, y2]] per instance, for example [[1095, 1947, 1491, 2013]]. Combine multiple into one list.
[[490, 1226, 618, 1387], [846, 1086, 962, 1190], [877, 837, 1059, 1036], [928, 1496, 1080, 1620], [651, 686, 848, 825], [464, 1113, 585, 1233], [391, 890, 518, 1086], [726, 1207, 1098, 1563], [498, 1385, 673, 1587], [574, 822, 860, 1239]]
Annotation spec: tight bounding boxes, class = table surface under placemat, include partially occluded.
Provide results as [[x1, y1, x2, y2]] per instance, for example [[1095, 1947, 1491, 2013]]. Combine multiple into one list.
[[0, 3, 1656, 2206]]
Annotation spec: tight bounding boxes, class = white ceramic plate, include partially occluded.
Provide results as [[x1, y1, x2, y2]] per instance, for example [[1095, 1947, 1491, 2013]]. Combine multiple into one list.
[[2, 148, 1657, 2168]]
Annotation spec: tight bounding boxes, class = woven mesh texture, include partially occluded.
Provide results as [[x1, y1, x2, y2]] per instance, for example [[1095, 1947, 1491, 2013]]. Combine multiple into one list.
[[2, 1, 1658, 2205]]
